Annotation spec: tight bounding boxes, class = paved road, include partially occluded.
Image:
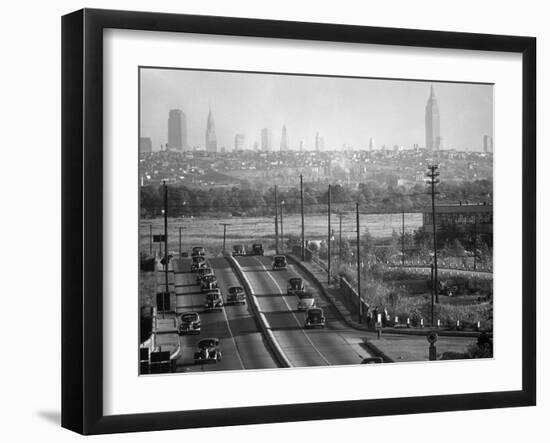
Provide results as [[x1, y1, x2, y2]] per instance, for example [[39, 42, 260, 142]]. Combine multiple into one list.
[[172, 257, 278, 372], [235, 255, 372, 367]]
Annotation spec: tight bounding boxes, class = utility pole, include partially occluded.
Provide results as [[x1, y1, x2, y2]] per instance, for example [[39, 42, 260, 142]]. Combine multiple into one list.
[[149, 223, 153, 256], [163, 181, 169, 318], [339, 213, 343, 263], [300, 175, 305, 260], [221, 223, 230, 255], [178, 226, 183, 257], [327, 184, 331, 285], [430, 263, 435, 326], [280, 201, 284, 253], [401, 208, 405, 266], [473, 214, 477, 271], [426, 164, 440, 303], [274, 185, 279, 254], [356, 203, 362, 324]]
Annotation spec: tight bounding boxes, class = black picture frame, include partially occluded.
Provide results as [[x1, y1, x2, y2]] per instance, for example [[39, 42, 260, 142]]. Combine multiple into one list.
[[61, 8, 536, 435]]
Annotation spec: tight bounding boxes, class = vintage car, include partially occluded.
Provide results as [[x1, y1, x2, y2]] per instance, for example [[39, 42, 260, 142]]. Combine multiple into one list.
[[179, 311, 201, 335], [304, 307, 325, 329], [226, 286, 246, 305], [196, 267, 213, 282], [191, 246, 206, 257], [297, 292, 316, 311], [272, 255, 288, 270], [204, 289, 223, 312], [232, 244, 246, 257], [361, 357, 383, 364], [193, 338, 222, 364], [200, 274, 218, 291], [250, 243, 264, 256], [191, 255, 207, 272], [287, 277, 305, 296]]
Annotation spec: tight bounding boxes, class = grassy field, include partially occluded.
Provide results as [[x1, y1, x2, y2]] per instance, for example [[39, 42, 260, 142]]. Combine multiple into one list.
[[140, 213, 423, 257]]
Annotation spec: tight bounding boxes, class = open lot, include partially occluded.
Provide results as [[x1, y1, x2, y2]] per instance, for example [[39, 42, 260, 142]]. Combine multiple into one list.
[[140, 212, 423, 257]]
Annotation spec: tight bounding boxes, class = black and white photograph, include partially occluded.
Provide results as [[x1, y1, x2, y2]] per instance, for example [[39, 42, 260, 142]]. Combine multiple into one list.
[[2, 0, 545, 440], [138, 68, 494, 374]]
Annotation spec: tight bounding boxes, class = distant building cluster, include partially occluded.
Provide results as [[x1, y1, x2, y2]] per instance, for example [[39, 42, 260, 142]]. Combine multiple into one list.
[[139, 146, 493, 190]]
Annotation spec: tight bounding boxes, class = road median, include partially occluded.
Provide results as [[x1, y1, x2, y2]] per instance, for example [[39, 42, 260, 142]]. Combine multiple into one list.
[[227, 256, 291, 368]]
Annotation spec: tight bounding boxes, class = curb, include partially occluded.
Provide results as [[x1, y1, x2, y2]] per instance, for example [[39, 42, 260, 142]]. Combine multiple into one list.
[[227, 256, 291, 368], [361, 339, 394, 363]]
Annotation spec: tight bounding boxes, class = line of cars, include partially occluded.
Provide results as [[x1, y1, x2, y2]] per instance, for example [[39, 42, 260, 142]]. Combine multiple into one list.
[[270, 254, 326, 329], [232, 243, 264, 257], [285, 274, 325, 329], [179, 246, 247, 364]]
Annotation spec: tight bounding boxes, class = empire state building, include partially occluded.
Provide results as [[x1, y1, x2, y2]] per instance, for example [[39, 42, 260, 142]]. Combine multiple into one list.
[[425, 85, 441, 151], [205, 107, 217, 153]]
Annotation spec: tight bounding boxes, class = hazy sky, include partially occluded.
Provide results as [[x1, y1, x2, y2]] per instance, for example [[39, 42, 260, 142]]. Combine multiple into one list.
[[139, 67, 493, 152]]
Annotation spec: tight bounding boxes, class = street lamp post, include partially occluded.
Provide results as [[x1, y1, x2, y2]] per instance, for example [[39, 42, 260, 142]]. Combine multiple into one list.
[[221, 223, 230, 255], [178, 226, 183, 257], [356, 202, 362, 324], [426, 164, 440, 303], [274, 185, 279, 254], [327, 184, 331, 285], [300, 174, 305, 261], [162, 181, 169, 318], [280, 201, 284, 253]]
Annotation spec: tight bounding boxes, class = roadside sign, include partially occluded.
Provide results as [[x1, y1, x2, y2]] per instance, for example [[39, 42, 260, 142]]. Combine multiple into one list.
[[153, 234, 166, 242]]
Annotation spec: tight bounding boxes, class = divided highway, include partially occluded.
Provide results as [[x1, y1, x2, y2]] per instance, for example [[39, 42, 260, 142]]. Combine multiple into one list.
[[235, 255, 371, 367], [155, 253, 373, 373], [172, 257, 278, 372]]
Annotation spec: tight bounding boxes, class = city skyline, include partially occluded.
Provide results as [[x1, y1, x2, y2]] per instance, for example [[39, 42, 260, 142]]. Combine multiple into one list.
[[140, 68, 494, 153]]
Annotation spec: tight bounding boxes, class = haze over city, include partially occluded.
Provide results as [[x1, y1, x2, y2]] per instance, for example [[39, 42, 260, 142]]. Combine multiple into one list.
[[139, 67, 493, 153]]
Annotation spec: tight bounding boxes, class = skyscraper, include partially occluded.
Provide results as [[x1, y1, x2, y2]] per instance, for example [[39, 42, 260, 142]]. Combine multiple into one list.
[[261, 128, 272, 151], [483, 135, 493, 153], [139, 137, 152, 154], [234, 133, 245, 151], [280, 124, 288, 151], [315, 132, 320, 151], [425, 85, 441, 151], [205, 107, 217, 153], [168, 109, 187, 151], [369, 137, 375, 151]]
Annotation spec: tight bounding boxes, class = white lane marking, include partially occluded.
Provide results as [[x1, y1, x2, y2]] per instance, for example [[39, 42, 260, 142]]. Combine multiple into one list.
[[213, 262, 246, 370], [251, 257, 331, 366], [220, 303, 246, 370]]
